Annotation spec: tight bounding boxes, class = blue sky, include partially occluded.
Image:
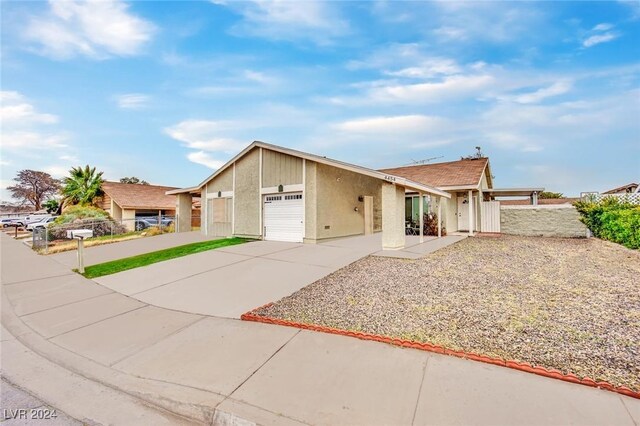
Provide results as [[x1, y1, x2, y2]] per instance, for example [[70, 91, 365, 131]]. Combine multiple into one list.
[[1, 0, 639, 198]]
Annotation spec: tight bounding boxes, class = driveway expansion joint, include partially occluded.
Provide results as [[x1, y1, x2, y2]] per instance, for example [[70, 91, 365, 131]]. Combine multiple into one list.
[[109, 315, 206, 367], [40, 304, 149, 340], [226, 328, 302, 401], [411, 356, 429, 426], [2, 272, 76, 286]]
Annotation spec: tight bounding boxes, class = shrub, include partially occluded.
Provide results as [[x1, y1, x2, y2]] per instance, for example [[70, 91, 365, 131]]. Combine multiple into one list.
[[574, 198, 640, 249], [422, 212, 446, 236], [48, 205, 127, 240]]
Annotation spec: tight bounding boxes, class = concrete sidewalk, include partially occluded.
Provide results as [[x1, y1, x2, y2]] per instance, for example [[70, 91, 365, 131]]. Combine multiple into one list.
[[2, 233, 639, 425]]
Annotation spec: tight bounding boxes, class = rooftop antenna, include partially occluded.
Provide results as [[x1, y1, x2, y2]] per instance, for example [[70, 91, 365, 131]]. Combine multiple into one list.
[[407, 156, 444, 165]]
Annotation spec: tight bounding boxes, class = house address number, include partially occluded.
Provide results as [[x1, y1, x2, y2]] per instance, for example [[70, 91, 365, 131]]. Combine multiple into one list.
[[383, 175, 396, 182]]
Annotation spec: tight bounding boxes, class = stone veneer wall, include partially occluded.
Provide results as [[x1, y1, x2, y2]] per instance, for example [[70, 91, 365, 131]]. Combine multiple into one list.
[[500, 205, 588, 238]]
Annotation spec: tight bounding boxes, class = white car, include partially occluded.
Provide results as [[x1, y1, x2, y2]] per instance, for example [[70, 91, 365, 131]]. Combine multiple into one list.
[[24, 214, 50, 225], [26, 217, 56, 231], [0, 218, 16, 227]]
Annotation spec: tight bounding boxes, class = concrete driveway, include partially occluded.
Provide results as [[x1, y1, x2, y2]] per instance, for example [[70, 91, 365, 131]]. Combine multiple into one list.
[[92, 238, 377, 318], [4, 233, 638, 425]]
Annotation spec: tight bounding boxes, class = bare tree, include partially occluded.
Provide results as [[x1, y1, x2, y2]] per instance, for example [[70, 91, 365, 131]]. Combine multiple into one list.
[[7, 170, 61, 211]]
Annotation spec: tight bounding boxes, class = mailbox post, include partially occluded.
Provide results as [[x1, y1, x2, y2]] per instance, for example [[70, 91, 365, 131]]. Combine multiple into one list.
[[66, 229, 93, 273]]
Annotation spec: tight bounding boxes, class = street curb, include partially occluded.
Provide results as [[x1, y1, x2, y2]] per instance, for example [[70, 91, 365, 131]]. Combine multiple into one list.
[[241, 305, 640, 401]]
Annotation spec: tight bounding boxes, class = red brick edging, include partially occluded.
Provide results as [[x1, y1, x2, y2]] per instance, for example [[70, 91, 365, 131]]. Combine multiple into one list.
[[241, 305, 640, 400]]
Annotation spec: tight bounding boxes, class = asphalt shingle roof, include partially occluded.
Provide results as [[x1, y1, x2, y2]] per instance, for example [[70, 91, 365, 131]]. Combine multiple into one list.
[[101, 181, 178, 210], [380, 157, 489, 188]]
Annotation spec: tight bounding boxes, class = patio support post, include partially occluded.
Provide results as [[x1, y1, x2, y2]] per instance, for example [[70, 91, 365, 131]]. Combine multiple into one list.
[[419, 192, 424, 243], [176, 193, 193, 233], [468, 189, 474, 236], [381, 183, 405, 250], [437, 196, 442, 238]]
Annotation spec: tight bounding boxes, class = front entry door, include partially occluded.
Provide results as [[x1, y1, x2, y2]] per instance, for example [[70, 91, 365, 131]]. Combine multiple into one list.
[[457, 194, 469, 231]]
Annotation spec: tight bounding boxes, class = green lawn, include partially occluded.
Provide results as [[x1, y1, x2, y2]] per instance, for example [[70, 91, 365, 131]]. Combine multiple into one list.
[[81, 237, 249, 279]]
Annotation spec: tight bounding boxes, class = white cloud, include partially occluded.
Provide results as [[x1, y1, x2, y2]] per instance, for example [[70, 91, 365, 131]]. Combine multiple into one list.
[[1, 131, 68, 150], [366, 74, 495, 104], [165, 119, 247, 169], [243, 69, 276, 85], [384, 58, 461, 79], [583, 32, 619, 48], [186, 151, 225, 169], [115, 93, 150, 109], [42, 165, 72, 178], [514, 80, 572, 104], [0, 91, 58, 125], [221, 0, 349, 44], [431, 2, 543, 43], [347, 43, 427, 71], [25, 0, 156, 59], [164, 120, 246, 152], [0, 91, 70, 155], [593, 23, 613, 31], [334, 115, 449, 135], [59, 154, 79, 163]]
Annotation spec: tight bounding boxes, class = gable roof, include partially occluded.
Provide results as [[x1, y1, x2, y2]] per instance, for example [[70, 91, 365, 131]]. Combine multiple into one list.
[[603, 182, 639, 194], [379, 158, 491, 189], [168, 141, 451, 198], [102, 181, 178, 210]]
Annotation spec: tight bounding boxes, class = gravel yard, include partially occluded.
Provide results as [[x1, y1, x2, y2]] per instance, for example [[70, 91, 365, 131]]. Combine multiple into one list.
[[252, 235, 640, 392]]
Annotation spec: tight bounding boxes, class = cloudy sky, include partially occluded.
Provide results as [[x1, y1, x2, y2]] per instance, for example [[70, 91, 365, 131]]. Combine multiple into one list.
[[1, 0, 639, 198]]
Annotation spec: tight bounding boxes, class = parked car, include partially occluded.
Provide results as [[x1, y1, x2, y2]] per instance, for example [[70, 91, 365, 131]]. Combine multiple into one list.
[[26, 216, 56, 231], [134, 216, 173, 231], [1, 218, 16, 228], [24, 214, 51, 226], [9, 218, 26, 227]]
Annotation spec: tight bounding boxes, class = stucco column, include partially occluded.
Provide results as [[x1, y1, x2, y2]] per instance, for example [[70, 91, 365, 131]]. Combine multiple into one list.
[[419, 193, 424, 243], [468, 189, 474, 236], [437, 196, 442, 238], [176, 193, 193, 233], [382, 183, 405, 250]]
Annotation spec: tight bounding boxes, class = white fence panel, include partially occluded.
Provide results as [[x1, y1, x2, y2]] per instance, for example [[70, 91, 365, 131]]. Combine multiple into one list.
[[481, 201, 501, 233], [590, 193, 640, 205]]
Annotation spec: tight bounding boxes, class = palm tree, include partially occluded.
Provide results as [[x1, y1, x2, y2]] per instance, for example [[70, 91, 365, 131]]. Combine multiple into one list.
[[61, 165, 105, 206]]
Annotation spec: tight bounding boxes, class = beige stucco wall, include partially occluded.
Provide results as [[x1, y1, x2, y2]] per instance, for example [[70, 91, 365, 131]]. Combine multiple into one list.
[[501, 205, 588, 238], [233, 147, 261, 238], [314, 162, 382, 241], [304, 161, 318, 242], [122, 208, 135, 231], [262, 149, 303, 188], [111, 200, 122, 221], [441, 192, 458, 232], [206, 166, 233, 194]]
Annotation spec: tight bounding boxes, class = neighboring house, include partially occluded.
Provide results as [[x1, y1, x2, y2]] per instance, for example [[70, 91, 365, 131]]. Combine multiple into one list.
[[168, 141, 450, 250], [99, 181, 178, 230], [381, 158, 543, 234], [602, 182, 639, 194]]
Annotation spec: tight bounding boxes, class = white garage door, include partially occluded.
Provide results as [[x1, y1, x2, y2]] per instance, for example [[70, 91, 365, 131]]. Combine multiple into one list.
[[263, 193, 303, 242]]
